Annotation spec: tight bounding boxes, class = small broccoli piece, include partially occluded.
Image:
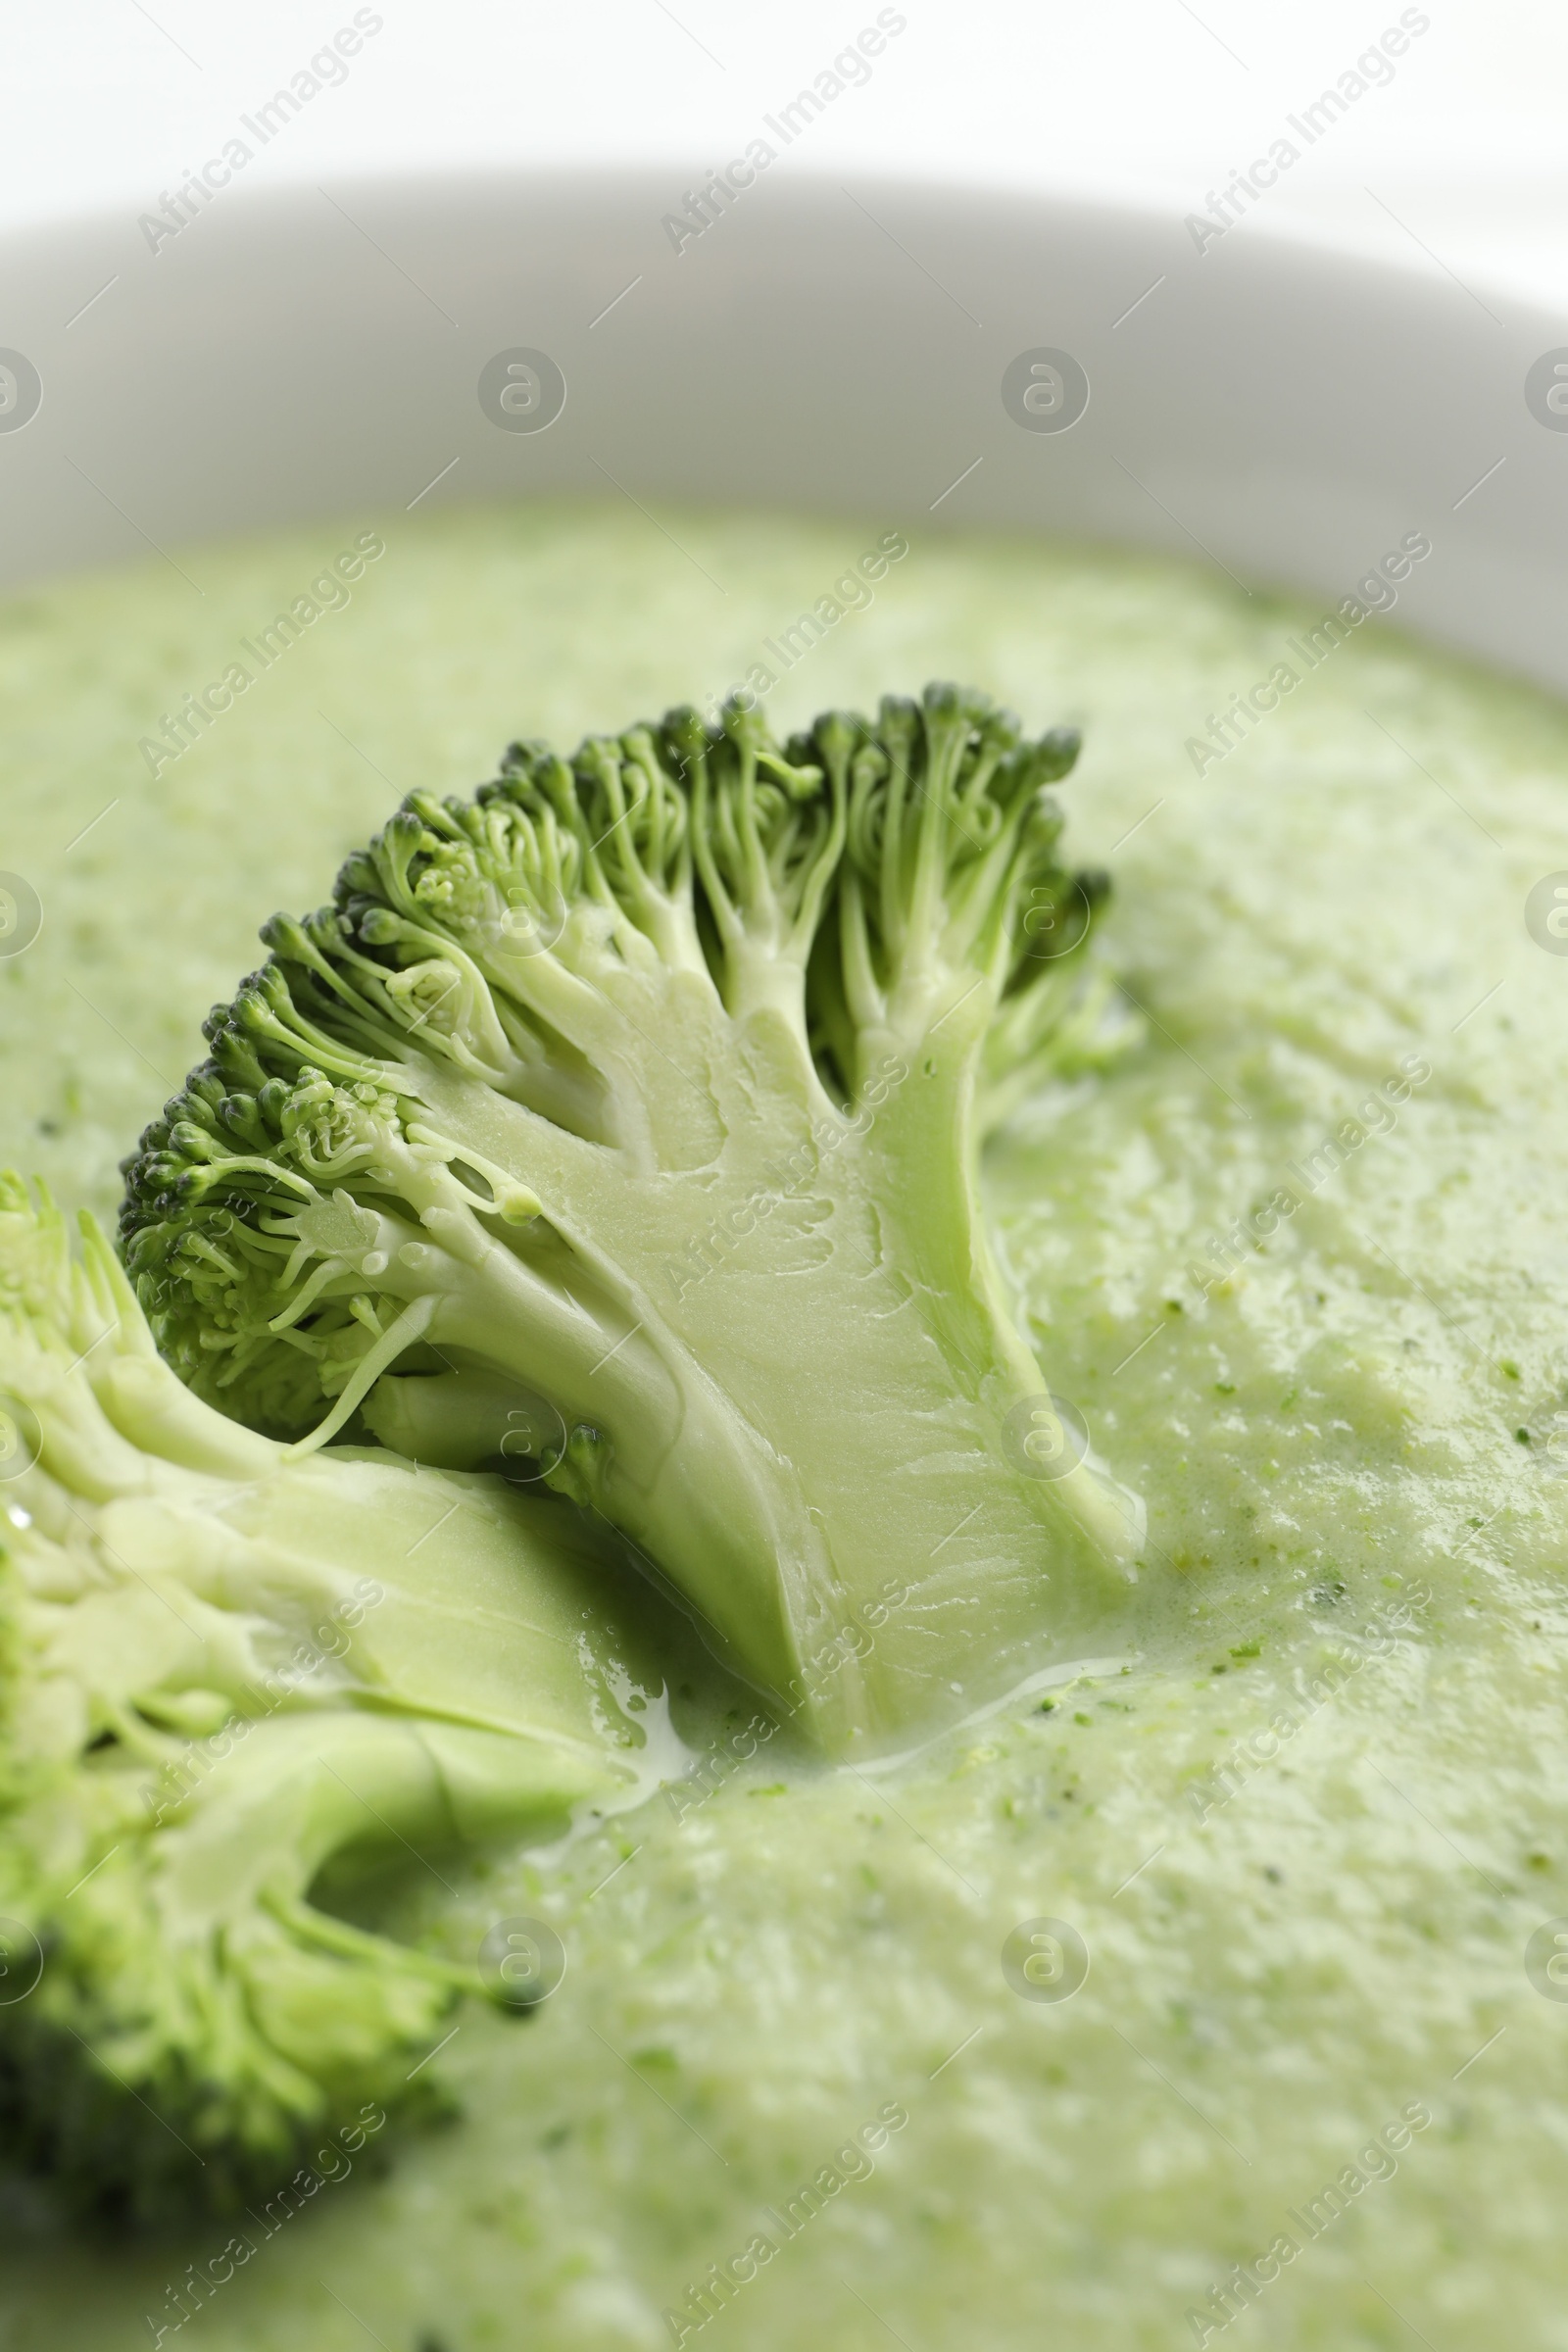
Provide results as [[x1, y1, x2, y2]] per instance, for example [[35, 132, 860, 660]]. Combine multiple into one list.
[[121, 686, 1142, 1753], [0, 1178, 658, 2218]]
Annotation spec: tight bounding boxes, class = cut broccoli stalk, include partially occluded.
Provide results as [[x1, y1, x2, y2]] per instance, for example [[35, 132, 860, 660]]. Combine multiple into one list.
[[0, 1179, 661, 2218], [121, 686, 1143, 1754]]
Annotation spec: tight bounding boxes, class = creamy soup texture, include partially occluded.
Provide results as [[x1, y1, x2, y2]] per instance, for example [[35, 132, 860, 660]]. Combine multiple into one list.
[[1, 503, 1567, 2351]]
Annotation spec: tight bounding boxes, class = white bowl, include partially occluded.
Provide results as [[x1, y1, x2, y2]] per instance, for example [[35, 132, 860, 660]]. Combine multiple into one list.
[[4, 171, 1563, 686]]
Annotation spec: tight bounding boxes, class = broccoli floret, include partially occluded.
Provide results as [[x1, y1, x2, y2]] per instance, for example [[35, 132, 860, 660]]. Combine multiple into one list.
[[0, 1177, 658, 2218], [121, 685, 1142, 1753]]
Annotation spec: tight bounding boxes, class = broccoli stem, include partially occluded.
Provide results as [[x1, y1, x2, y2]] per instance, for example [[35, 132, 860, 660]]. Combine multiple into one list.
[[358, 989, 1140, 1751]]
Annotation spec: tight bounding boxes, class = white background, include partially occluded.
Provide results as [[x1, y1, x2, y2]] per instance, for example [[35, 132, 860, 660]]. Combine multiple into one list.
[[7, 0, 1568, 308]]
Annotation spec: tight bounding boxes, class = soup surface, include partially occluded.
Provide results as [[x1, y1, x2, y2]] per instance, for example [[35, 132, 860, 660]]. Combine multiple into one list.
[[1, 502, 1565, 2352]]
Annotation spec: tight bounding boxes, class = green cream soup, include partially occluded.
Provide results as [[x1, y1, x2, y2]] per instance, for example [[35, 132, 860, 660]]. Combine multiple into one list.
[[3, 504, 1567, 2351]]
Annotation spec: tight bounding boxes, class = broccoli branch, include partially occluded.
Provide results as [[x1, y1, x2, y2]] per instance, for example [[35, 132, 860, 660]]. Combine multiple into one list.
[[122, 689, 1142, 1755], [0, 1178, 662, 2216]]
